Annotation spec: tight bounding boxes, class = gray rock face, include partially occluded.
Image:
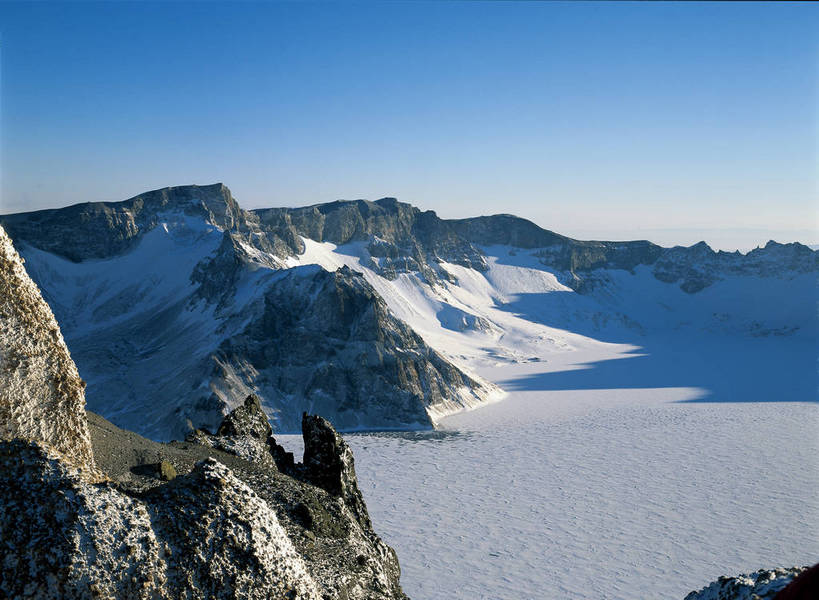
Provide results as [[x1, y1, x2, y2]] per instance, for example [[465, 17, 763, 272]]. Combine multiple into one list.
[[301, 413, 371, 529], [0, 183, 244, 262], [255, 198, 488, 283], [682, 567, 809, 600], [0, 225, 96, 475], [209, 265, 492, 433]]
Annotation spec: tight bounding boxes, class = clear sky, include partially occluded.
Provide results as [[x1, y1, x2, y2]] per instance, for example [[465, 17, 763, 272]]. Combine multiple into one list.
[[0, 1, 816, 250]]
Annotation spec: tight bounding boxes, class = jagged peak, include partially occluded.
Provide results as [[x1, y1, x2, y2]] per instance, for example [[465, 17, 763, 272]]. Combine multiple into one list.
[[689, 240, 714, 252]]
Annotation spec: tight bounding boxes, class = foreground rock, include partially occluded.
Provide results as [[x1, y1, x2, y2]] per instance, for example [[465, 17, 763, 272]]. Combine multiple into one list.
[[1, 402, 408, 600], [683, 566, 811, 600], [0, 225, 95, 475]]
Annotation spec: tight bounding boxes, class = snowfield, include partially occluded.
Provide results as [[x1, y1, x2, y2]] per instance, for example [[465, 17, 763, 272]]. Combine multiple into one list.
[[278, 340, 818, 600]]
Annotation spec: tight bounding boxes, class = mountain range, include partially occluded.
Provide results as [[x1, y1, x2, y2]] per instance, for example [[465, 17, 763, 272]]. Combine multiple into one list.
[[2, 183, 815, 439]]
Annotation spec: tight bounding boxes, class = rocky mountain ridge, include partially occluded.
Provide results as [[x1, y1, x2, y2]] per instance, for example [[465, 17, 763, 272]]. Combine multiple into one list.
[[3, 183, 815, 293], [0, 184, 815, 440], [1, 190, 500, 439]]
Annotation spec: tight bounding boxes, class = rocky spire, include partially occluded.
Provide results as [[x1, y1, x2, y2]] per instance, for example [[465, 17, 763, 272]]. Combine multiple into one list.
[[0, 225, 96, 476], [301, 413, 371, 529]]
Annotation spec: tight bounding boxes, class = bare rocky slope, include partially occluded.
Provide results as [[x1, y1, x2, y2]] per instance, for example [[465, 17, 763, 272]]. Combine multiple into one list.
[[0, 236, 408, 599]]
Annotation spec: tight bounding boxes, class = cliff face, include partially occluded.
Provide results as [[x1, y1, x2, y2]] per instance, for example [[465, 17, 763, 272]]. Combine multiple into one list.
[[0, 225, 95, 475], [209, 265, 494, 432], [0, 238, 408, 598]]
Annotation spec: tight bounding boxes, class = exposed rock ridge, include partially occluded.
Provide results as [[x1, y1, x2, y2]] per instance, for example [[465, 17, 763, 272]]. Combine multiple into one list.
[[0, 224, 96, 475], [301, 413, 371, 529], [207, 264, 497, 433], [2, 184, 815, 293]]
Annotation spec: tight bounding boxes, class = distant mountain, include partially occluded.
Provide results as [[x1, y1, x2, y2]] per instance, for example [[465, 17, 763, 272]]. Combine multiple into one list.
[[2, 183, 815, 439]]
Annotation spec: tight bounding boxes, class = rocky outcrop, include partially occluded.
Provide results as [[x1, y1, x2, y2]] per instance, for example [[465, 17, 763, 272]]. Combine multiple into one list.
[[1, 395, 408, 599], [0, 225, 95, 475], [301, 413, 371, 529], [683, 567, 811, 600], [208, 264, 495, 433], [82, 403, 407, 600]]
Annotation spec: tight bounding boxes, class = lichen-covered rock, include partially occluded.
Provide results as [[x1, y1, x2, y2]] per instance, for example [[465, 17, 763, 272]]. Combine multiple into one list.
[[0, 225, 95, 475], [186, 394, 280, 468], [158, 459, 177, 481], [217, 393, 272, 439], [683, 566, 810, 600], [0, 439, 322, 600]]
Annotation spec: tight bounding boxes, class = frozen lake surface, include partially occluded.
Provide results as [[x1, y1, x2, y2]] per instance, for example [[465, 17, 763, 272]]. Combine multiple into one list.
[[279, 336, 818, 599]]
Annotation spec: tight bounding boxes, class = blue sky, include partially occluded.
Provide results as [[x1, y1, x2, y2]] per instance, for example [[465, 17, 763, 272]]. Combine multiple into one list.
[[0, 1, 816, 249]]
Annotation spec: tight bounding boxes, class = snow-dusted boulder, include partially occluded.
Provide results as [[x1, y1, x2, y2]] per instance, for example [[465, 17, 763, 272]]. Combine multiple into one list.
[[683, 566, 810, 600], [0, 224, 95, 475]]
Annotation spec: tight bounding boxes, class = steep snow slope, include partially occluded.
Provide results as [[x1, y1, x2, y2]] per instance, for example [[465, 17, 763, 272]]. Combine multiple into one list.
[[17, 215, 232, 437], [287, 237, 816, 380]]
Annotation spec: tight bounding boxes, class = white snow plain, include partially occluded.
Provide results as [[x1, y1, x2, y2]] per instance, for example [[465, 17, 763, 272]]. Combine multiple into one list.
[[277, 242, 818, 600]]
